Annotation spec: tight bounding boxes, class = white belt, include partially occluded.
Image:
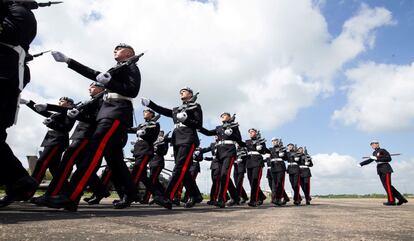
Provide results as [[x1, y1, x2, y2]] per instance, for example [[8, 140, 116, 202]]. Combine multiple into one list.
[[271, 158, 283, 162], [300, 165, 309, 168], [288, 163, 298, 165], [1, 42, 26, 125], [377, 162, 386, 164], [174, 123, 187, 128], [248, 151, 261, 155], [217, 140, 237, 145], [104, 92, 132, 101]]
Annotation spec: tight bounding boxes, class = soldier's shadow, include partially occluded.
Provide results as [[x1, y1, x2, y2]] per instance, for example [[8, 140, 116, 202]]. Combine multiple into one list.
[[0, 202, 278, 224]]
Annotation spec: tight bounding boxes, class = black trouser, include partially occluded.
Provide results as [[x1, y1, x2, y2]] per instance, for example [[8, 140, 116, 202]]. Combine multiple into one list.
[[89, 167, 125, 199], [0, 63, 31, 187], [289, 172, 301, 202], [247, 165, 263, 203], [0, 127, 30, 186], [30, 144, 65, 196], [143, 165, 165, 201], [131, 154, 155, 196], [218, 156, 239, 202], [100, 167, 113, 189], [64, 119, 137, 204], [300, 176, 311, 201], [233, 167, 248, 200], [210, 167, 221, 201], [165, 144, 201, 201], [45, 139, 107, 197], [266, 168, 274, 201], [379, 172, 404, 203], [271, 171, 287, 201], [178, 169, 198, 201]]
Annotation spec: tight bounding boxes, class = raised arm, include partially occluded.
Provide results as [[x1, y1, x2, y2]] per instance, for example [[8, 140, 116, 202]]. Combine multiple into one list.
[[198, 127, 216, 136], [25, 100, 52, 118], [147, 100, 173, 118]]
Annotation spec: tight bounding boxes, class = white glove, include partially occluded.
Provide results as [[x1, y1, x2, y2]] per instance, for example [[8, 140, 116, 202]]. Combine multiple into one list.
[[194, 150, 200, 156], [34, 104, 47, 112], [67, 108, 79, 118], [305, 161, 310, 166], [263, 153, 271, 159], [256, 145, 263, 151], [357, 164, 362, 167], [236, 159, 242, 164], [19, 98, 29, 105], [96, 72, 111, 84], [369, 155, 377, 160], [141, 97, 150, 107], [51, 51, 69, 63], [279, 152, 285, 157], [176, 111, 188, 122], [137, 129, 146, 136], [294, 157, 299, 161], [43, 118, 52, 125], [224, 128, 233, 136]]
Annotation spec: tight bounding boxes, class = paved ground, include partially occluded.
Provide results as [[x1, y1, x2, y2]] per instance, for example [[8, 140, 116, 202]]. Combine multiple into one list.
[[0, 198, 413, 241]]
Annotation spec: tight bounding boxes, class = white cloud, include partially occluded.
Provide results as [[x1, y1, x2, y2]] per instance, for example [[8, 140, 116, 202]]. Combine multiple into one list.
[[312, 152, 359, 177], [332, 62, 414, 132]]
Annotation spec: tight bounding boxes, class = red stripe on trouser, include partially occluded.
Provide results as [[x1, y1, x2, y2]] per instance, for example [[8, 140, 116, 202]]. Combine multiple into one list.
[[297, 175, 301, 201], [255, 167, 263, 202], [169, 144, 195, 200], [386, 173, 394, 202], [214, 175, 220, 200], [280, 173, 285, 199], [238, 175, 244, 196], [102, 170, 112, 186], [34, 145, 60, 183], [176, 183, 183, 198], [52, 140, 89, 196], [152, 167, 161, 184], [133, 155, 150, 184], [70, 120, 120, 202], [223, 157, 235, 202], [146, 167, 162, 199]]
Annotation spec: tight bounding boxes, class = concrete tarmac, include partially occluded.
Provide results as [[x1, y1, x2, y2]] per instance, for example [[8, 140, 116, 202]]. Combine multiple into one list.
[[0, 198, 413, 241]]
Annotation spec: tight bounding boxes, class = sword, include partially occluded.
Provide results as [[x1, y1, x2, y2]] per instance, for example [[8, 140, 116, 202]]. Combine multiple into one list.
[[26, 50, 51, 62], [362, 153, 401, 159]]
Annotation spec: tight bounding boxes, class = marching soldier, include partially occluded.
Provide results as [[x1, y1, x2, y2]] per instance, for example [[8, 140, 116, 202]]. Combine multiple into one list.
[[298, 147, 313, 205], [359, 141, 408, 206], [245, 128, 270, 207], [44, 43, 141, 211], [0, 0, 39, 207], [286, 143, 302, 205], [234, 146, 249, 204], [143, 130, 170, 204], [22, 97, 76, 197], [176, 147, 202, 204], [141, 87, 203, 209], [200, 112, 245, 208], [129, 109, 161, 203], [198, 141, 220, 205], [32, 82, 109, 205], [269, 138, 289, 206]]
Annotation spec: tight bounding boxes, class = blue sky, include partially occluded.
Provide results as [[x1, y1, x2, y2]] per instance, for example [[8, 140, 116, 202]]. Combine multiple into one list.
[[11, 0, 414, 195]]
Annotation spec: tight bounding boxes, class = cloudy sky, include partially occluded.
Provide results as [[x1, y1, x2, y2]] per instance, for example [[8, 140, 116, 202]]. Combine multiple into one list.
[[8, 0, 414, 195]]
